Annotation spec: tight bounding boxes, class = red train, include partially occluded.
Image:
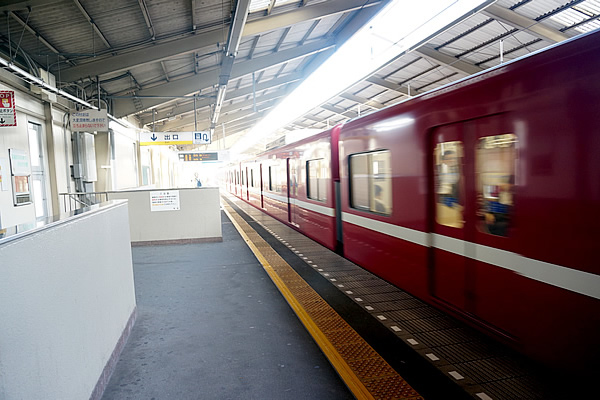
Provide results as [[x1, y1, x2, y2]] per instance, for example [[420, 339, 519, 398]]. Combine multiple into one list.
[[226, 30, 600, 375]]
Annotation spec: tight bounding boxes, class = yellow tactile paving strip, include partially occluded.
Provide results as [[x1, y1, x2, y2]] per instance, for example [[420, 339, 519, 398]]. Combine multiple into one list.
[[223, 203, 424, 400]]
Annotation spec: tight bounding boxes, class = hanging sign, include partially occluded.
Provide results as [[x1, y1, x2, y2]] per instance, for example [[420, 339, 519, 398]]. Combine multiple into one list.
[[178, 152, 219, 162], [0, 91, 17, 127], [140, 131, 211, 146], [71, 109, 108, 132]]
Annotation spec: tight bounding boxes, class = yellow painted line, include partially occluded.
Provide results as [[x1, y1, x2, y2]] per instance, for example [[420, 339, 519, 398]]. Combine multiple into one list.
[[224, 205, 375, 398], [139, 140, 193, 146], [223, 204, 378, 399]]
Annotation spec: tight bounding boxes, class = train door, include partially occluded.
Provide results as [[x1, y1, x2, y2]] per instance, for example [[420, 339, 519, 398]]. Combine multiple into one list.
[[245, 166, 249, 201], [288, 158, 299, 227], [431, 122, 472, 311], [260, 163, 264, 209], [432, 115, 518, 329]]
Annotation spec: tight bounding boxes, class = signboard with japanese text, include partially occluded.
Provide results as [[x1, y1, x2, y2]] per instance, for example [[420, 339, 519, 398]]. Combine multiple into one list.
[[150, 190, 180, 212], [71, 109, 108, 132], [0, 91, 17, 127], [140, 131, 193, 146], [178, 152, 219, 162], [140, 131, 211, 146]]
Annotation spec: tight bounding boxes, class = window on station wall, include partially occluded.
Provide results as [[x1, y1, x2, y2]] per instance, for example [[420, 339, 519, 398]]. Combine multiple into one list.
[[349, 150, 392, 215], [434, 141, 464, 228], [307, 159, 327, 202], [476, 134, 517, 237]]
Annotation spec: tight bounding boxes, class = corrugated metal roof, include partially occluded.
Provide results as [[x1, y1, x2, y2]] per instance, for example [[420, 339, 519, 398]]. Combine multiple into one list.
[[0, 0, 597, 151]]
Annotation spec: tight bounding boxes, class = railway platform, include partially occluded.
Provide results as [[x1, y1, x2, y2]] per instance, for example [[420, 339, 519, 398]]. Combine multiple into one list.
[[102, 193, 584, 400]]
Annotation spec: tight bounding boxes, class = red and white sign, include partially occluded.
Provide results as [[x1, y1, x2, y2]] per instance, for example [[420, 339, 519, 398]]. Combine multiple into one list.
[[0, 91, 16, 127]]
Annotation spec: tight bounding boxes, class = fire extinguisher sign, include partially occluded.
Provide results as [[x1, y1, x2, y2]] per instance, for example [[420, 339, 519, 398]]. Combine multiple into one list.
[[0, 91, 16, 127]]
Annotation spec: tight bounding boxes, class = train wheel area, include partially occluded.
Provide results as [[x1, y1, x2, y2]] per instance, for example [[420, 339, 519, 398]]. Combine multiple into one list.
[[223, 193, 587, 400]]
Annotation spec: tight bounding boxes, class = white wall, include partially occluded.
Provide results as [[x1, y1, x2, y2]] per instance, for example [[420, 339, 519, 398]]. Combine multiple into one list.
[[109, 187, 221, 243], [0, 201, 136, 400], [0, 81, 45, 227]]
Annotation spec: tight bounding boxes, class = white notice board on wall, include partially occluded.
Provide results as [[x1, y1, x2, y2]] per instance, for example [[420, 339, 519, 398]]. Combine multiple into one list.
[[150, 190, 180, 212]]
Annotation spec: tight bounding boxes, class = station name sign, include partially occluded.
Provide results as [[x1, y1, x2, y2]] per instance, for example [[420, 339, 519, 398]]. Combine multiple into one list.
[[140, 131, 211, 146]]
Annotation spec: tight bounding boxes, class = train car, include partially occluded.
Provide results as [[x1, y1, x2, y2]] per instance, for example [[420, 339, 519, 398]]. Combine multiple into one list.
[[226, 30, 600, 375], [338, 30, 600, 373], [236, 126, 341, 251]]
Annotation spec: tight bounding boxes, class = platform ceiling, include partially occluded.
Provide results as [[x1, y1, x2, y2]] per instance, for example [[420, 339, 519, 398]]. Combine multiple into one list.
[[0, 0, 598, 153]]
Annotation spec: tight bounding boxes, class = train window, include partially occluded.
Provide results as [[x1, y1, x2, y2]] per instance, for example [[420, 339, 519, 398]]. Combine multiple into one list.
[[476, 134, 517, 237], [241, 170, 245, 186], [307, 159, 327, 202], [268, 166, 273, 191], [349, 151, 392, 215], [435, 141, 464, 228], [251, 169, 254, 188]]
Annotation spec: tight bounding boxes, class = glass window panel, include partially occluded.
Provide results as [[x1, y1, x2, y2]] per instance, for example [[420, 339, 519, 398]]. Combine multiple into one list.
[[477, 134, 517, 237], [28, 124, 41, 168], [350, 151, 391, 215], [350, 154, 370, 210], [33, 179, 44, 218], [371, 151, 392, 215], [435, 141, 464, 228], [307, 159, 326, 202]]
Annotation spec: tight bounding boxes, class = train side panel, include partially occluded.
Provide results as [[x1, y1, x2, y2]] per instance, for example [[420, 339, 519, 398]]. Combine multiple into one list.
[[339, 31, 600, 372]]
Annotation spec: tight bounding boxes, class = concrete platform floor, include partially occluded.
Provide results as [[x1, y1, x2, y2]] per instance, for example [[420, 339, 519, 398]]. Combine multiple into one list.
[[101, 212, 353, 400]]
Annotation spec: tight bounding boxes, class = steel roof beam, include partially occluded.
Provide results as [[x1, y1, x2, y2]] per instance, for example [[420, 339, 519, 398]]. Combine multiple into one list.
[[414, 45, 483, 75], [483, 3, 569, 43], [339, 93, 384, 110], [161, 99, 277, 132], [0, 1, 62, 12], [148, 91, 285, 130], [72, 0, 112, 48], [113, 39, 333, 117], [57, 0, 382, 82], [139, 73, 301, 124], [211, 0, 251, 127]]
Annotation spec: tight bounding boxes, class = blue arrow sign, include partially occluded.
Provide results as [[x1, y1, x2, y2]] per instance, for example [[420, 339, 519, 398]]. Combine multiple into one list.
[[151, 133, 157, 141]]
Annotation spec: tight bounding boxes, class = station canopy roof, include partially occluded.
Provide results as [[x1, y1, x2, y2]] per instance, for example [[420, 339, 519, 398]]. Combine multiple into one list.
[[0, 0, 598, 156]]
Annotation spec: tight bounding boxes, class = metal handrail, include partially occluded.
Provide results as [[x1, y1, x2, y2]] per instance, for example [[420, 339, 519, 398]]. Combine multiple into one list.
[[59, 192, 110, 213]]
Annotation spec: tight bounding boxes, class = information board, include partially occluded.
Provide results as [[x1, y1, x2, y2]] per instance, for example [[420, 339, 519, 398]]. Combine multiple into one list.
[[71, 109, 108, 132], [150, 190, 180, 212], [179, 152, 219, 162]]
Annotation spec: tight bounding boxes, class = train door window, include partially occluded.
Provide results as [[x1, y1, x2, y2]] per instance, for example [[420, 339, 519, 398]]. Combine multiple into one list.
[[307, 159, 326, 202], [434, 141, 464, 228], [349, 150, 392, 215], [268, 166, 273, 191], [251, 169, 254, 187], [476, 134, 517, 237]]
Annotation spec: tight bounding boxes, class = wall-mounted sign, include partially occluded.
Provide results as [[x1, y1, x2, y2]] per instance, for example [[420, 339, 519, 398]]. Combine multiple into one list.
[[140, 131, 211, 146], [0, 91, 16, 127], [71, 109, 108, 132], [178, 152, 219, 162], [9, 148, 31, 176], [150, 190, 180, 212], [9, 149, 31, 206]]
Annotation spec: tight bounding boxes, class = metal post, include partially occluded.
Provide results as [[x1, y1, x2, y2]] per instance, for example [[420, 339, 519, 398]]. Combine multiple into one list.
[[252, 72, 257, 112], [194, 96, 198, 131]]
